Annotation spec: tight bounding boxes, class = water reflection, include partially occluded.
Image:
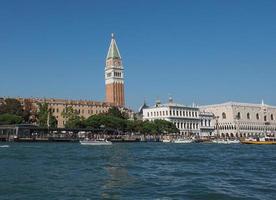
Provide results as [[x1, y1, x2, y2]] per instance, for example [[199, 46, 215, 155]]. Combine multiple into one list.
[[101, 144, 136, 199]]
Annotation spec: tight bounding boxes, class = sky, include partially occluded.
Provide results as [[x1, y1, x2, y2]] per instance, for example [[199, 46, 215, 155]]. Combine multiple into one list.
[[0, 0, 276, 110]]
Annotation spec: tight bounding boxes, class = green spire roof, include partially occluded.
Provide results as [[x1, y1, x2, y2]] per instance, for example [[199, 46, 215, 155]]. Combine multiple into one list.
[[106, 33, 121, 60]]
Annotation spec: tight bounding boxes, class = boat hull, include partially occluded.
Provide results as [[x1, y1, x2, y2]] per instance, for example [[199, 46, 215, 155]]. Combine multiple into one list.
[[172, 139, 193, 144], [212, 140, 240, 144], [241, 141, 276, 145], [80, 141, 112, 145]]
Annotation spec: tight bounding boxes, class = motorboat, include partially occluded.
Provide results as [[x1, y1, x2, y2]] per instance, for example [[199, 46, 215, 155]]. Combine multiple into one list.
[[212, 139, 240, 144], [162, 139, 171, 143], [172, 138, 194, 143], [241, 137, 276, 145], [80, 138, 112, 145]]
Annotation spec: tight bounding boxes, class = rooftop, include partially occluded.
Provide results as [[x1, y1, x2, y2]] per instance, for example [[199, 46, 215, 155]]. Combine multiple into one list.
[[200, 101, 276, 109]]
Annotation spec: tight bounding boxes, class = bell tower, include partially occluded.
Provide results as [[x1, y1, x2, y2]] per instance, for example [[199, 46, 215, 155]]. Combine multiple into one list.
[[105, 33, 125, 106]]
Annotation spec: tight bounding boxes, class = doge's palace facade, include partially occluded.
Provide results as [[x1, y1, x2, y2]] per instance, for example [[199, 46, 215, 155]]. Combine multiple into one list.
[[200, 101, 276, 138]]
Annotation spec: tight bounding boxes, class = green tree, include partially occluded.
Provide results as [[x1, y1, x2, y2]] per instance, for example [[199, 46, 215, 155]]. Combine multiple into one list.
[[22, 99, 36, 123], [134, 120, 179, 134], [37, 103, 57, 128], [106, 106, 128, 119], [142, 120, 158, 134], [0, 113, 23, 125], [153, 119, 179, 134], [85, 114, 127, 131], [0, 98, 23, 116], [126, 120, 136, 132], [126, 120, 144, 133], [61, 106, 85, 128]]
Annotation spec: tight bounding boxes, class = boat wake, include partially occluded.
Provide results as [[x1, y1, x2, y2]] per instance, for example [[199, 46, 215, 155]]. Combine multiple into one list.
[[0, 145, 10, 148]]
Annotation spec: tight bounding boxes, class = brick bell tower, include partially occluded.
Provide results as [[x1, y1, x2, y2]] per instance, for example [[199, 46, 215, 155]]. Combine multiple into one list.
[[105, 33, 125, 106]]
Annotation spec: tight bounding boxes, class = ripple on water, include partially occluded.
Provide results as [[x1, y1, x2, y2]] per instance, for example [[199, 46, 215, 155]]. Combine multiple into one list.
[[0, 143, 276, 200]]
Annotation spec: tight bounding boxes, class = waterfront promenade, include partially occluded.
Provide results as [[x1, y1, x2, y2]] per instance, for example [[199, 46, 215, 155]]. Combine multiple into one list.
[[0, 124, 169, 142]]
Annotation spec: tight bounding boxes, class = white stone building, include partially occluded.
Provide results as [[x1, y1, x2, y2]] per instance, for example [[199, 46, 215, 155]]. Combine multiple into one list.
[[200, 101, 276, 138], [143, 98, 203, 136], [199, 111, 215, 137]]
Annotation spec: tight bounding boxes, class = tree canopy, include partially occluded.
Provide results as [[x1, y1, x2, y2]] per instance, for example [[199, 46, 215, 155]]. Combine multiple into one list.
[[85, 114, 127, 130], [22, 99, 36, 123], [0, 98, 36, 124], [0, 98, 23, 117], [106, 106, 128, 119], [84, 113, 178, 134], [0, 113, 23, 125], [61, 106, 85, 128], [37, 103, 57, 128]]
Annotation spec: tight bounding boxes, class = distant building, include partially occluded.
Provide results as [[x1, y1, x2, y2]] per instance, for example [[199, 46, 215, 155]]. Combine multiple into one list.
[[142, 98, 201, 136], [105, 33, 125, 106], [0, 97, 133, 128], [18, 98, 112, 127], [200, 101, 276, 138], [136, 100, 149, 120], [0, 34, 132, 128]]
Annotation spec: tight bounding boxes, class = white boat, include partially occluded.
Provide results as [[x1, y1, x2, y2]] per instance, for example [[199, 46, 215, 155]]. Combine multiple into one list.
[[172, 138, 194, 143], [212, 139, 240, 144], [228, 139, 240, 144], [162, 139, 171, 143], [80, 138, 112, 145]]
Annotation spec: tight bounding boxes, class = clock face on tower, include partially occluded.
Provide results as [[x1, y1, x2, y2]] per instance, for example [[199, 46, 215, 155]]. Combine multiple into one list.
[[112, 59, 121, 68]]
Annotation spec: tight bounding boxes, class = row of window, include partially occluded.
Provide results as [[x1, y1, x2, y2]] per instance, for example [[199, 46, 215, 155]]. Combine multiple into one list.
[[52, 108, 59, 113], [147, 110, 198, 118], [48, 103, 108, 109], [222, 112, 275, 121], [114, 72, 122, 77], [107, 72, 122, 78], [173, 122, 199, 130], [51, 108, 107, 115], [219, 132, 270, 138], [218, 124, 276, 131], [201, 119, 211, 127]]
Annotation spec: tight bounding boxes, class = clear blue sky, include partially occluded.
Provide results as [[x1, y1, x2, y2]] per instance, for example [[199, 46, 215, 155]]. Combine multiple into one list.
[[0, 0, 276, 110]]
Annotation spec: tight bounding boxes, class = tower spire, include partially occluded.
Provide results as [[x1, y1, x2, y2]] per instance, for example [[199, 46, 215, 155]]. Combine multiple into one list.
[[106, 33, 121, 60]]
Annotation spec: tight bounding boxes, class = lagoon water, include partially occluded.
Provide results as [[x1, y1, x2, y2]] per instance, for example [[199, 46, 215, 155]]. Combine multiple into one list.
[[0, 142, 276, 200]]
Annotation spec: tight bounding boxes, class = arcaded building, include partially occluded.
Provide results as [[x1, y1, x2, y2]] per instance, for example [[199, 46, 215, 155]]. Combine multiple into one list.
[[142, 98, 201, 136], [200, 101, 276, 138], [142, 98, 215, 136]]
